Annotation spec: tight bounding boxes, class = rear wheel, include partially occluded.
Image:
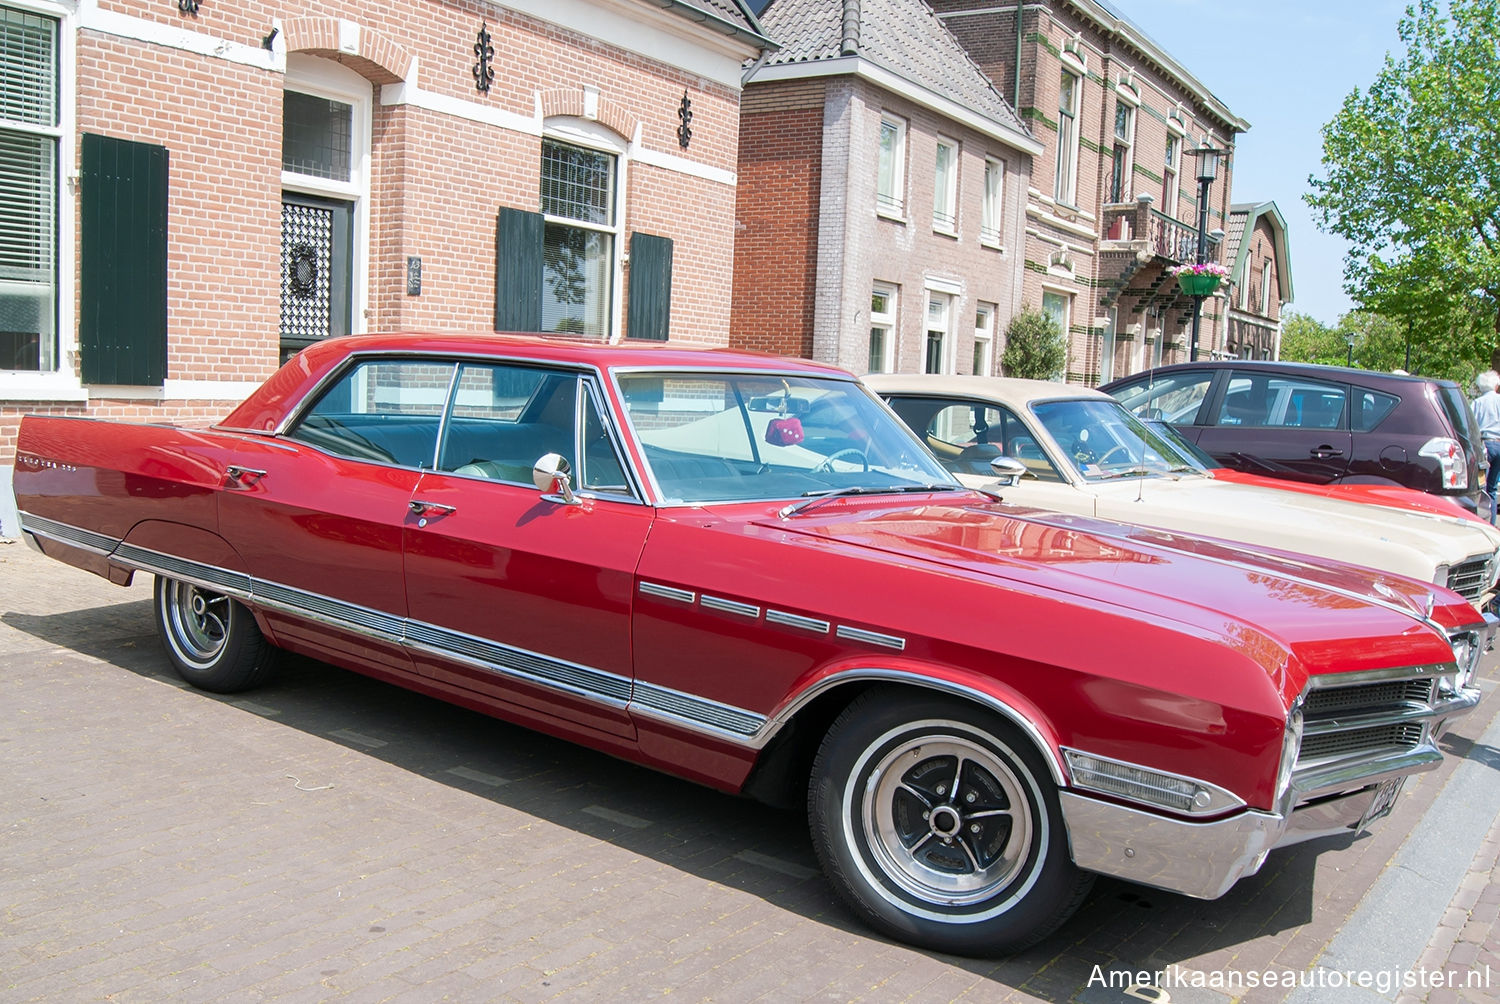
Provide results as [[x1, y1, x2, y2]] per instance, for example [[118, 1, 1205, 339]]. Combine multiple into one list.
[[808, 690, 1091, 956], [153, 576, 276, 693]]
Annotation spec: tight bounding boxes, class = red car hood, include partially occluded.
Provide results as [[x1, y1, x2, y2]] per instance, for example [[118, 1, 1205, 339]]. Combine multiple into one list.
[[749, 494, 1468, 670]]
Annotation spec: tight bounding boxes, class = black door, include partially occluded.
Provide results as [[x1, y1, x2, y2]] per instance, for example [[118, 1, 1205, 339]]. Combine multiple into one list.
[[280, 192, 353, 360]]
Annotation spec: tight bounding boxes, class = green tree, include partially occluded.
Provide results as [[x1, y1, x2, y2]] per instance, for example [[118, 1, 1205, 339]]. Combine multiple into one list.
[[1306, 0, 1500, 369], [1001, 308, 1065, 380], [1278, 311, 1345, 366]]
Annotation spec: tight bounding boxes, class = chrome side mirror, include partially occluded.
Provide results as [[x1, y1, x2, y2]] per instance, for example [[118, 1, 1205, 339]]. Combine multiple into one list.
[[988, 455, 1028, 487], [532, 453, 579, 505]]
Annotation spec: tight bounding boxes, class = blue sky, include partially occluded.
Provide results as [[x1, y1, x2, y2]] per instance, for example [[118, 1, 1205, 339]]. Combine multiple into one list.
[[1107, 0, 1415, 326]]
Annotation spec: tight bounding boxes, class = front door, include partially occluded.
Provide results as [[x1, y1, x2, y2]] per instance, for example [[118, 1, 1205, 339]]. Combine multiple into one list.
[[400, 362, 652, 740], [280, 192, 353, 361]]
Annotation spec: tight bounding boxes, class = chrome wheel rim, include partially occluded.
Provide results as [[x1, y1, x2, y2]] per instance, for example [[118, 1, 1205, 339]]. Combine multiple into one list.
[[861, 734, 1033, 906], [164, 581, 230, 667]]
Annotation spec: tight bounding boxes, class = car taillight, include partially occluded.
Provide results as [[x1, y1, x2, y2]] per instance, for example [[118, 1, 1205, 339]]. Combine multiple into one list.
[[1419, 436, 1469, 490]]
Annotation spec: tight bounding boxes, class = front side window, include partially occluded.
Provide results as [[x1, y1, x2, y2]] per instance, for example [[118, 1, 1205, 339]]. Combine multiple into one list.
[[1054, 70, 1080, 205], [1108, 368, 1213, 424], [933, 138, 957, 233], [0, 5, 59, 372], [540, 138, 617, 338], [981, 158, 1004, 247], [869, 283, 897, 373], [877, 115, 906, 217], [620, 372, 951, 504]]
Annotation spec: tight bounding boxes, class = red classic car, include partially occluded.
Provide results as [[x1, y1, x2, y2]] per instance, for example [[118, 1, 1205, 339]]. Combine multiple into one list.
[[13, 334, 1490, 956]]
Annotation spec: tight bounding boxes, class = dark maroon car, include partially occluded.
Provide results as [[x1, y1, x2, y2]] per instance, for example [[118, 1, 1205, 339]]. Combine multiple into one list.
[[1102, 360, 1485, 513]]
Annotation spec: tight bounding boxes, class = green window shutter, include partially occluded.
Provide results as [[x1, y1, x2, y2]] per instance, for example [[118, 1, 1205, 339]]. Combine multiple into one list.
[[495, 207, 542, 332], [79, 133, 168, 385], [627, 232, 672, 342]]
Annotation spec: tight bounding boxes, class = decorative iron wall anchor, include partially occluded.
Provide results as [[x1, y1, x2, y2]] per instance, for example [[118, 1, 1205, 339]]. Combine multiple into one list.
[[178, 0, 200, 14], [677, 91, 692, 150], [473, 23, 495, 94]]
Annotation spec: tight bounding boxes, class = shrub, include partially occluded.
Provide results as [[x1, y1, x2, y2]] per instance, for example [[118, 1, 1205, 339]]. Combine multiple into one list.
[[1001, 308, 1066, 380]]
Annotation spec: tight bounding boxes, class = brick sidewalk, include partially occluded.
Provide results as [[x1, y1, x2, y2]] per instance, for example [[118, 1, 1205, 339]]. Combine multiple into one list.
[[3, 536, 1498, 1003]]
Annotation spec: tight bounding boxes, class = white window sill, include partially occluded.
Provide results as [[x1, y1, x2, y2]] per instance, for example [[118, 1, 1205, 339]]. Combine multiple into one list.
[[0, 373, 89, 403], [980, 238, 1005, 253], [876, 207, 907, 224], [932, 225, 959, 239]]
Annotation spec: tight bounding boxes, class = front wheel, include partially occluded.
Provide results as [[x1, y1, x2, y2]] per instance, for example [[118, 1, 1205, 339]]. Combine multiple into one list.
[[153, 576, 276, 693], [808, 690, 1092, 956]]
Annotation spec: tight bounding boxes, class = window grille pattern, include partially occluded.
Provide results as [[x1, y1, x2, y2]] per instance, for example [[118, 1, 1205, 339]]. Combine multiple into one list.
[[280, 201, 333, 342], [540, 140, 614, 226]]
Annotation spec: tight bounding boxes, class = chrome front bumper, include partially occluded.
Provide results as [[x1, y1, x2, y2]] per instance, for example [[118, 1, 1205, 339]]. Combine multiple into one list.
[[1062, 682, 1483, 900]]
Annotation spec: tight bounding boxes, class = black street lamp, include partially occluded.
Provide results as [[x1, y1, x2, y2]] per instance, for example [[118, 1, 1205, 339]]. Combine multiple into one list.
[[1185, 144, 1225, 362]]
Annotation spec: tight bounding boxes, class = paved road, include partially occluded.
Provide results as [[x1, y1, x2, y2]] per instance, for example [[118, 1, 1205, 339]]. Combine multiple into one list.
[[1, 539, 1496, 1003]]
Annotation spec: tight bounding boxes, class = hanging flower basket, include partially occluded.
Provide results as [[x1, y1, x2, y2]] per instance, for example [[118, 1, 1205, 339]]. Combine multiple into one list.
[[1169, 262, 1230, 297]]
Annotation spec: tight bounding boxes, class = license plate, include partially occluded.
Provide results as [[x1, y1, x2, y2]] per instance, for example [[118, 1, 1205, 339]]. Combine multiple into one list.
[[1361, 777, 1403, 828]]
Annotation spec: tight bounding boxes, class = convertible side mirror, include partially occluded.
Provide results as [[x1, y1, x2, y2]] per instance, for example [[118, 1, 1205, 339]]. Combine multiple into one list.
[[532, 453, 579, 505], [988, 455, 1028, 487]]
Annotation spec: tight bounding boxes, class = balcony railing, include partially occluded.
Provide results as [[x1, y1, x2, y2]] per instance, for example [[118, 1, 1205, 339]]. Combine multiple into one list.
[[1102, 200, 1220, 265]]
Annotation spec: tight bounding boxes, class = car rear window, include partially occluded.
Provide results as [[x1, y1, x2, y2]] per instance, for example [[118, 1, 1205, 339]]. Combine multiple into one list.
[[1436, 383, 1481, 447], [1351, 390, 1398, 432]]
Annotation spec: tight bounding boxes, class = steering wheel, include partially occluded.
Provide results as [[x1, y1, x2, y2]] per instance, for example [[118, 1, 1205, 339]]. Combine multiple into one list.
[[1094, 445, 1131, 466], [813, 447, 870, 473]]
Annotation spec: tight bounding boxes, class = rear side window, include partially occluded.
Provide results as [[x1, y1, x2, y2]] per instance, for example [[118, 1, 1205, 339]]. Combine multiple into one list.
[[287, 358, 455, 467], [1217, 373, 1347, 430], [1109, 370, 1214, 424], [1352, 390, 1399, 432], [1436, 383, 1479, 445]]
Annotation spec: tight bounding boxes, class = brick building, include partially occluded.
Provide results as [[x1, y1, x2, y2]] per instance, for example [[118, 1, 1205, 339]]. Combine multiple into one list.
[[927, 0, 1256, 385], [1223, 201, 1292, 360], [0, 0, 770, 531], [732, 0, 1041, 376]]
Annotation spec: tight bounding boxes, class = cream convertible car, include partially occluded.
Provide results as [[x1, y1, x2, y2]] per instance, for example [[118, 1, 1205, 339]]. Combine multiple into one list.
[[866, 374, 1500, 612]]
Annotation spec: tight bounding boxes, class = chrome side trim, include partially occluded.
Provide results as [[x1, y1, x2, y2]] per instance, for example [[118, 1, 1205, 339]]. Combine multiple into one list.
[[404, 621, 632, 706], [20, 512, 118, 556], [700, 594, 761, 618], [112, 543, 254, 599], [630, 681, 764, 737], [834, 625, 906, 650], [639, 582, 695, 603], [766, 609, 830, 634]]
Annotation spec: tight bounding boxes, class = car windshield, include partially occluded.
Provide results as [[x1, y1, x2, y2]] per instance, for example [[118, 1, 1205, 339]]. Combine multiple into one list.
[[1031, 398, 1204, 482], [617, 372, 956, 504]]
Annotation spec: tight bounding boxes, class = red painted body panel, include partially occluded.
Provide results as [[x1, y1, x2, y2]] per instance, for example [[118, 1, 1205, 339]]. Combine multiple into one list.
[[13, 333, 1483, 823], [1212, 468, 1487, 524]]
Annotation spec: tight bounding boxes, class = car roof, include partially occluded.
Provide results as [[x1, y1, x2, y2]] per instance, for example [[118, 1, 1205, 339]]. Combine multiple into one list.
[[1103, 359, 1457, 390], [862, 372, 1110, 408], [297, 331, 857, 379]]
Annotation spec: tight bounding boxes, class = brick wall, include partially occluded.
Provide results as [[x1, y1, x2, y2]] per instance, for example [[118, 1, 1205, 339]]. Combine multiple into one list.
[[1, 0, 752, 465]]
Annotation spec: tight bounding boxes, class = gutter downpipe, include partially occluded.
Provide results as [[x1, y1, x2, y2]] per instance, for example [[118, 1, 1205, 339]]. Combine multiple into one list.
[[1014, 0, 1023, 108]]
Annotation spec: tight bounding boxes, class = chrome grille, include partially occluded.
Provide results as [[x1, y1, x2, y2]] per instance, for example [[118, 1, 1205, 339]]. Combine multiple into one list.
[[1299, 722, 1424, 762], [1446, 555, 1492, 602], [1304, 679, 1433, 715]]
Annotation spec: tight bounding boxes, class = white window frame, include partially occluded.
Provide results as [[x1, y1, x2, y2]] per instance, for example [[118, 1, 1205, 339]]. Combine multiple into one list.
[[1109, 89, 1137, 205], [282, 54, 373, 338], [973, 302, 995, 376], [1041, 288, 1071, 363], [1054, 67, 1081, 206], [1100, 306, 1117, 384], [0, 0, 78, 402], [981, 157, 1004, 249], [1260, 256, 1273, 316], [539, 118, 628, 341], [876, 114, 907, 220], [933, 136, 958, 235], [1163, 125, 1183, 216], [924, 291, 953, 375], [868, 282, 898, 374]]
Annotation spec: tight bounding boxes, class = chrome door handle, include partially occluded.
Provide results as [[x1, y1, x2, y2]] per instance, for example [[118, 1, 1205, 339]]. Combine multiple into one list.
[[225, 465, 268, 486], [409, 500, 457, 517]]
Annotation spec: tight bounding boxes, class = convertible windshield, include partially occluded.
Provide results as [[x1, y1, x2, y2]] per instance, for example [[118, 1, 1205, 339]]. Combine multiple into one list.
[[617, 372, 956, 504], [1031, 398, 1204, 482]]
